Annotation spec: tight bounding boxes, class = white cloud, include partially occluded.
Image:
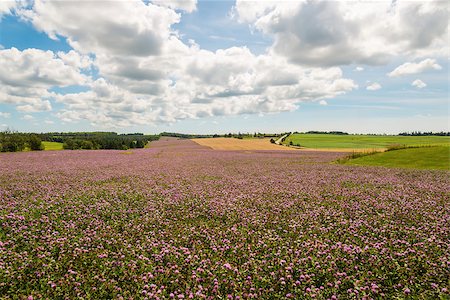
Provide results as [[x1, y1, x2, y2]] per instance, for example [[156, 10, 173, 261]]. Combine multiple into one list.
[[319, 100, 328, 106], [152, 0, 197, 13], [0, 112, 10, 118], [0, 47, 89, 112], [20, 0, 180, 57], [354, 67, 364, 72], [52, 51, 357, 127], [387, 58, 442, 77], [21, 114, 34, 121], [44, 120, 54, 124], [57, 50, 92, 70], [235, 0, 449, 66], [9, 0, 358, 128], [366, 82, 382, 91], [17, 100, 51, 112], [0, 0, 21, 16], [411, 79, 427, 89]]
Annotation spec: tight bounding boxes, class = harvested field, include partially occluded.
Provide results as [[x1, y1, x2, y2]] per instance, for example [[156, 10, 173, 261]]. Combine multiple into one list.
[[192, 137, 295, 151]]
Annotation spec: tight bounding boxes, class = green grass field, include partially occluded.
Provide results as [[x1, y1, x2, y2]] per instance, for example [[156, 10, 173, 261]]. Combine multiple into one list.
[[342, 146, 450, 170], [284, 134, 450, 149], [42, 141, 64, 151]]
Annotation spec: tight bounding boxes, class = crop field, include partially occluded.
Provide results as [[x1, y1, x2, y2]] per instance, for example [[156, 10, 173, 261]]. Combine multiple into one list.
[[343, 146, 450, 170], [42, 141, 64, 151], [192, 137, 294, 151], [1, 139, 449, 299], [284, 134, 450, 150]]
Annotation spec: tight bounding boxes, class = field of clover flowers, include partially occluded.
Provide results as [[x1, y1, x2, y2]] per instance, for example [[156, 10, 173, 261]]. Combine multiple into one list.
[[0, 138, 449, 299]]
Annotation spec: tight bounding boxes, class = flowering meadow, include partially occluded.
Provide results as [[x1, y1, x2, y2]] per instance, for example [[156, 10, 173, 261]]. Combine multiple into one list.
[[0, 138, 449, 299]]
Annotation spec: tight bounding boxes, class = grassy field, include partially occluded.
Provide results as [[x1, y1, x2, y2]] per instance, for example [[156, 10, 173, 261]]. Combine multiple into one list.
[[42, 141, 64, 150], [284, 134, 450, 149], [343, 146, 450, 170]]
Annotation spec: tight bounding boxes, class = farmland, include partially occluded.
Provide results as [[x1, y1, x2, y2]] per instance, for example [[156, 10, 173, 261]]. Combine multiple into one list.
[[1, 138, 449, 299], [343, 146, 450, 170], [192, 137, 293, 151], [284, 134, 450, 150], [42, 141, 63, 151]]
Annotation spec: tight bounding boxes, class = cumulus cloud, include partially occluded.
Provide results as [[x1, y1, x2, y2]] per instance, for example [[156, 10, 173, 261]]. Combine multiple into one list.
[[152, 0, 197, 13], [0, 47, 89, 112], [21, 114, 34, 121], [319, 100, 328, 106], [234, 0, 448, 66], [20, 0, 179, 57], [0, 0, 22, 16], [7, 0, 359, 128], [366, 83, 382, 91], [411, 79, 427, 89], [354, 67, 364, 72], [387, 58, 442, 77], [51, 51, 357, 127], [0, 112, 11, 118], [57, 50, 92, 70]]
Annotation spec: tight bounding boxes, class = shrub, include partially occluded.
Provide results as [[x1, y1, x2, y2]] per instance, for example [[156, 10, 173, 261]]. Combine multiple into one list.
[[81, 140, 94, 150], [28, 135, 44, 151], [0, 131, 26, 152]]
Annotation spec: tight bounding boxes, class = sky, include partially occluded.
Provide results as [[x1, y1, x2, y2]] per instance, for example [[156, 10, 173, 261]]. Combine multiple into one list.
[[0, 0, 448, 134]]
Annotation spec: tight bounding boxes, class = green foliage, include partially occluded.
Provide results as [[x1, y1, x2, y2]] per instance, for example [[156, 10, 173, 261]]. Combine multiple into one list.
[[42, 132, 158, 150], [81, 140, 95, 150], [0, 130, 26, 152], [28, 135, 44, 151]]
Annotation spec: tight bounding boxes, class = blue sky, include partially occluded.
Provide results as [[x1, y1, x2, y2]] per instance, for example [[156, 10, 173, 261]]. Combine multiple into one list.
[[0, 0, 448, 134]]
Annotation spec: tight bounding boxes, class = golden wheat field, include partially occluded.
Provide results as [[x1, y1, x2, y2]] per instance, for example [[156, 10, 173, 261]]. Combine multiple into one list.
[[191, 138, 294, 151]]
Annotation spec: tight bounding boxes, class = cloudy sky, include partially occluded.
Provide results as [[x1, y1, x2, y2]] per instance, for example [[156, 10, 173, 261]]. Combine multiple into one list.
[[0, 0, 448, 134]]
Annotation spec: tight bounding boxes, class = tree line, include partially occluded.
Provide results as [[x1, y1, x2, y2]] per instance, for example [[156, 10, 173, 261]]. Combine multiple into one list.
[[398, 131, 450, 136], [47, 132, 158, 150], [160, 132, 282, 139], [0, 130, 159, 152], [0, 130, 44, 152]]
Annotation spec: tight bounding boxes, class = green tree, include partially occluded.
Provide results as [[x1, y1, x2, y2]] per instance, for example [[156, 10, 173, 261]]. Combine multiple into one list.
[[28, 135, 44, 151]]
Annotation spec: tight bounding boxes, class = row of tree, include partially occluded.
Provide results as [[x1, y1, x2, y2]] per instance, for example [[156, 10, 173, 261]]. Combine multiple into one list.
[[161, 132, 282, 139], [298, 131, 349, 135], [398, 131, 450, 136], [46, 132, 158, 150], [62, 136, 150, 150], [0, 130, 159, 152], [0, 130, 44, 152]]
